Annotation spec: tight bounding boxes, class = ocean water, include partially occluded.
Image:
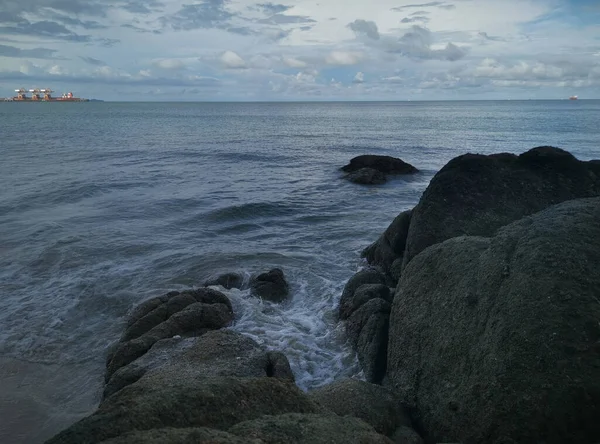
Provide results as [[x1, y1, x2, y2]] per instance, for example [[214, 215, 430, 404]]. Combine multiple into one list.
[[1, 100, 599, 443]]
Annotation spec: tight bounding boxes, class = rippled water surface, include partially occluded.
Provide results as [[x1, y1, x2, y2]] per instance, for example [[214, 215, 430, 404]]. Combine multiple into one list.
[[1, 100, 599, 443]]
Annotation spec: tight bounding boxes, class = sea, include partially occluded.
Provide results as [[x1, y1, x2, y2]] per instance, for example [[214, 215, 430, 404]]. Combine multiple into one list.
[[1, 100, 599, 443]]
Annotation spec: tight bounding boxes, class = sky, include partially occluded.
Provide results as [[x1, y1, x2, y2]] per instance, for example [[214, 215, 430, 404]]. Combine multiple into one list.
[[0, 0, 599, 100]]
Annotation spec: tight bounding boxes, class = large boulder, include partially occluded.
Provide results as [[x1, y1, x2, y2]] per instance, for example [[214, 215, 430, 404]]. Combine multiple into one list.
[[46, 377, 323, 444], [362, 210, 412, 283], [250, 269, 290, 303], [228, 413, 393, 444], [338, 269, 389, 320], [104, 330, 295, 399], [308, 379, 412, 437], [98, 427, 263, 444], [106, 288, 234, 381], [386, 198, 600, 443], [204, 272, 246, 290], [345, 167, 388, 185], [402, 146, 600, 268], [341, 155, 419, 175]]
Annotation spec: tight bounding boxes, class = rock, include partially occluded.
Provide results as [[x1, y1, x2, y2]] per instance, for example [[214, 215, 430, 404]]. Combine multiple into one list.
[[362, 210, 412, 282], [204, 272, 246, 290], [46, 377, 323, 444], [341, 155, 419, 175], [104, 330, 295, 399], [106, 288, 234, 382], [402, 146, 600, 269], [390, 426, 424, 444], [339, 284, 392, 320], [345, 167, 387, 185], [228, 413, 394, 444], [250, 269, 289, 303], [346, 298, 391, 384], [98, 427, 264, 444], [386, 198, 600, 443], [339, 269, 388, 320], [308, 379, 411, 437]]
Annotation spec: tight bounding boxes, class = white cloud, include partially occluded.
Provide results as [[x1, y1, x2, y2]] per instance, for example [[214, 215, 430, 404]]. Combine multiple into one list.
[[153, 59, 186, 70], [220, 50, 247, 69], [353, 71, 364, 83], [325, 51, 363, 66], [283, 56, 307, 68]]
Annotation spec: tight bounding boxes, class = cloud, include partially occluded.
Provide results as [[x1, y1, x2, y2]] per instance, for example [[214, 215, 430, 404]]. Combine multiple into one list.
[[353, 71, 364, 83], [220, 50, 246, 69], [283, 56, 307, 68], [255, 3, 292, 14], [162, 0, 234, 31], [401, 16, 430, 24], [392, 2, 455, 11], [153, 59, 186, 70], [0, 20, 92, 42], [386, 25, 467, 61], [325, 51, 364, 65], [79, 56, 106, 66], [348, 19, 380, 40], [257, 14, 316, 25], [0, 44, 59, 59]]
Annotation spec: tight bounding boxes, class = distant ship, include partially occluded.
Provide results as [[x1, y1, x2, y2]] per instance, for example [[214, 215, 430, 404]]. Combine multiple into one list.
[[569, 95, 578, 100], [1, 88, 89, 102]]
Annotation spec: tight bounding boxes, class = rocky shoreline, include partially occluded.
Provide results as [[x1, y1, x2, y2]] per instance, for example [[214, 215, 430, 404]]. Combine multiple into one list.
[[47, 146, 600, 444]]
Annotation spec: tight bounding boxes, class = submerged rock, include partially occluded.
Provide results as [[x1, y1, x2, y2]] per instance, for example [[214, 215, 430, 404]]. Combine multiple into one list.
[[341, 155, 419, 175], [345, 167, 387, 185], [204, 272, 246, 290], [250, 268, 289, 303], [387, 197, 600, 443]]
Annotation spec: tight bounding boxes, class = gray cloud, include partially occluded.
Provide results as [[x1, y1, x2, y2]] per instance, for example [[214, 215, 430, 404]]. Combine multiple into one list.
[[401, 16, 430, 23], [257, 14, 316, 25], [121, 23, 154, 33], [0, 20, 92, 42], [44, 12, 107, 29], [255, 3, 291, 14], [392, 2, 455, 11], [0, 43, 59, 58], [478, 31, 505, 42], [348, 19, 380, 40], [79, 56, 106, 66], [387, 25, 467, 61], [161, 0, 234, 31]]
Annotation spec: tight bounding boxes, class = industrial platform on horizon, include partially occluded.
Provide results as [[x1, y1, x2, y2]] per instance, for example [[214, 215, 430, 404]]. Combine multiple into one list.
[[1, 88, 89, 102]]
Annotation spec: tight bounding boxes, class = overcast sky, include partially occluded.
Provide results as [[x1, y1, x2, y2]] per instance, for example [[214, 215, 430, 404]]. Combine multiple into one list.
[[0, 0, 598, 100]]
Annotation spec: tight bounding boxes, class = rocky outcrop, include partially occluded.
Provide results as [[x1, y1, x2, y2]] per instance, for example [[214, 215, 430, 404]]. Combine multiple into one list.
[[362, 210, 412, 283], [250, 268, 290, 303], [104, 330, 294, 399], [98, 427, 263, 444], [105, 288, 234, 381], [308, 379, 415, 439], [229, 413, 393, 444], [386, 198, 600, 443], [342, 155, 419, 175], [401, 146, 600, 268], [345, 167, 388, 185]]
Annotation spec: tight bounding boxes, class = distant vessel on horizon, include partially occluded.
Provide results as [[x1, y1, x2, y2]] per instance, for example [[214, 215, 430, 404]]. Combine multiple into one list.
[[1, 88, 89, 102], [569, 95, 578, 100]]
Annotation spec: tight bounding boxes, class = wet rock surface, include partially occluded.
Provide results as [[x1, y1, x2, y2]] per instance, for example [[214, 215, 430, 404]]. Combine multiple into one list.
[[341, 155, 419, 175], [250, 268, 290, 303]]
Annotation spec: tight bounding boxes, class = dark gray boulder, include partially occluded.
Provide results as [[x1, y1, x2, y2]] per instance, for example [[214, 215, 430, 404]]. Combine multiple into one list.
[[229, 413, 393, 444], [106, 290, 234, 381], [250, 269, 289, 303], [308, 379, 412, 437], [362, 210, 412, 283], [204, 272, 246, 290], [346, 298, 390, 384], [104, 330, 295, 399], [342, 155, 418, 175], [390, 426, 424, 444], [339, 284, 392, 321], [46, 377, 323, 444], [402, 146, 600, 269], [386, 198, 600, 443], [99, 427, 264, 444], [345, 167, 387, 185], [338, 269, 389, 320]]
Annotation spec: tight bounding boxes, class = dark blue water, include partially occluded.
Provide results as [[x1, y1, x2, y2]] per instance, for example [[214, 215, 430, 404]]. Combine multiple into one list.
[[1, 100, 599, 443]]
